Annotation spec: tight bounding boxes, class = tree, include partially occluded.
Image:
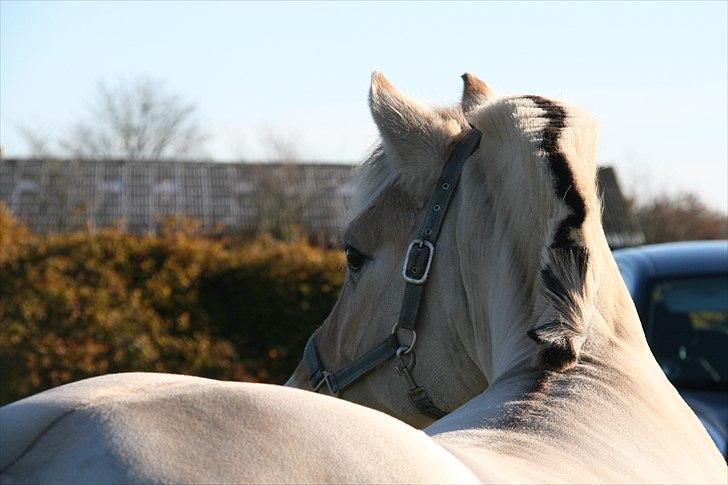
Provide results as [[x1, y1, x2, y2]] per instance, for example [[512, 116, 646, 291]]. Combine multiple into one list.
[[254, 128, 322, 240], [632, 192, 727, 244], [17, 126, 52, 158], [60, 78, 206, 160]]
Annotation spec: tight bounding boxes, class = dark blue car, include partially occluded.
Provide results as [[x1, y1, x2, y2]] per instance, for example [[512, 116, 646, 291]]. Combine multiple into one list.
[[613, 241, 728, 457]]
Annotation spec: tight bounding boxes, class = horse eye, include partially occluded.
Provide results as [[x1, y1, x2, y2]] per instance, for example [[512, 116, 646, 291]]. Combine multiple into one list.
[[345, 245, 367, 272]]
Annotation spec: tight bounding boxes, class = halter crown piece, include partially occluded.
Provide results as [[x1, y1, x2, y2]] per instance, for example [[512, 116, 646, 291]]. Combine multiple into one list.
[[304, 127, 483, 420]]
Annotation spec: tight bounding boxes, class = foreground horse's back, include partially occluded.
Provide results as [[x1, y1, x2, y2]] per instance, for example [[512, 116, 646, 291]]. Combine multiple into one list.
[[0, 373, 479, 484]]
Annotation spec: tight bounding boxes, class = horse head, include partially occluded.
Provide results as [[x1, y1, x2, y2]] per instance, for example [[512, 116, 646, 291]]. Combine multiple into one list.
[[288, 72, 625, 428]]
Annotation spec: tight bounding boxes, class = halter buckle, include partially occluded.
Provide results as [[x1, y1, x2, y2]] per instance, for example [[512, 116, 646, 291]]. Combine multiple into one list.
[[402, 239, 434, 284]]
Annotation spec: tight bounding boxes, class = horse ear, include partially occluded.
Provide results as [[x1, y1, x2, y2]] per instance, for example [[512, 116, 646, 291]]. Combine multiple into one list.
[[369, 71, 437, 154], [368, 72, 461, 203], [461, 73, 495, 113]]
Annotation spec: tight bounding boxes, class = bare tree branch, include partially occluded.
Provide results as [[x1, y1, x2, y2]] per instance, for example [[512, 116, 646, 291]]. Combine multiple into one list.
[[260, 127, 301, 162], [60, 78, 206, 161], [252, 128, 326, 240], [17, 126, 52, 158]]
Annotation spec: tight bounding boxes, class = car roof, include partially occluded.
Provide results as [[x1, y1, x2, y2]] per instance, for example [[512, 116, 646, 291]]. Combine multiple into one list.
[[613, 240, 728, 278]]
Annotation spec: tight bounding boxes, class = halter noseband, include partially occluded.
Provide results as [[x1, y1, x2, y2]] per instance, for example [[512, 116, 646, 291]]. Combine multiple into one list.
[[303, 127, 482, 420]]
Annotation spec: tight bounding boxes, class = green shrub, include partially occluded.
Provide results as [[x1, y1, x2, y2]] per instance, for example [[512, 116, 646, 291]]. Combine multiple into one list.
[[0, 205, 344, 405]]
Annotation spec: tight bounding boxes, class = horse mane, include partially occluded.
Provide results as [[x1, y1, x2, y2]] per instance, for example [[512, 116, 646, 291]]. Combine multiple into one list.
[[471, 95, 600, 372], [530, 97, 597, 372], [529, 244, 591, 371]]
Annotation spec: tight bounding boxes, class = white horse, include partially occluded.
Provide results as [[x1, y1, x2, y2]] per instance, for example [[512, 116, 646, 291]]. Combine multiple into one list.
[[1, 73, 724, 484]]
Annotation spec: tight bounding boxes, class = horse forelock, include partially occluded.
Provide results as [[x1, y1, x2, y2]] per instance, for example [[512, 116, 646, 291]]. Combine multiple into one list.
[[348, 144, 393, 224]]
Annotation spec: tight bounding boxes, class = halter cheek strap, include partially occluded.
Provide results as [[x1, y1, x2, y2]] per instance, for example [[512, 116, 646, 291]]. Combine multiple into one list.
[[303, 128, 482, 420]]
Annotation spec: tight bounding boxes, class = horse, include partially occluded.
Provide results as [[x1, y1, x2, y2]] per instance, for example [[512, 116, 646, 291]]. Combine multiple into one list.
[[1, 72, 724, 484]]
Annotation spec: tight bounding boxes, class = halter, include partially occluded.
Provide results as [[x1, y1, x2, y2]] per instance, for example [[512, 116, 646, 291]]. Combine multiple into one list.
[[303, 127, 482, 420]]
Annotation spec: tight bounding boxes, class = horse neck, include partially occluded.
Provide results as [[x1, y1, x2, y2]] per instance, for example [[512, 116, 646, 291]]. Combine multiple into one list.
[[456, 146, 651, 382], [484, 217, 652, 378], [437, 206, 700, 471], [429, 241, 701, 480]]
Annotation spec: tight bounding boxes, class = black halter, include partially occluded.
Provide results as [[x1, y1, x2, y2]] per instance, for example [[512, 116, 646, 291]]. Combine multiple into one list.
[[303, 128, 482, 420]]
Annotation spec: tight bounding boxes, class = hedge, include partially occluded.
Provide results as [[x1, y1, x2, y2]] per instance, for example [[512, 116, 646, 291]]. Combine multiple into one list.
[[0, 205, 345, 405]]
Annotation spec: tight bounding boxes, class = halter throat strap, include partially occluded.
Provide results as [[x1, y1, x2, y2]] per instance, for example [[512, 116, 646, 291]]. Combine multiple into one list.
[[304, 127, 482, 420]]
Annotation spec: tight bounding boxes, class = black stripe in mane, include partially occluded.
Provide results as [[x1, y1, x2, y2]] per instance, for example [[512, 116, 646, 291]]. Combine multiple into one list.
[[521, 95, 591, 372], [523, 95, 587, 248]]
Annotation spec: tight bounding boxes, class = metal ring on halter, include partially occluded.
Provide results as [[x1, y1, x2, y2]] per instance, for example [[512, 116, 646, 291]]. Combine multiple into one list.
[[391, 323, 417, 355], [313, 370, 334, 394]]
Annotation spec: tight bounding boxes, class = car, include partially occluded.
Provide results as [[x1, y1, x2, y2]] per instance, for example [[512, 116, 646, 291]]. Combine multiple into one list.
[[613, 241, 728, 458]]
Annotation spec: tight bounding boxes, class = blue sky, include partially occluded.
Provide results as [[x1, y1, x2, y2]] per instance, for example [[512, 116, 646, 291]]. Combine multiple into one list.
[[1, 1, 726, 210]]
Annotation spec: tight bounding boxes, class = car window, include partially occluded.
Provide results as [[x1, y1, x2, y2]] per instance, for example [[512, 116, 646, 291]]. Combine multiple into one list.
[[646, 276, 728, 391]]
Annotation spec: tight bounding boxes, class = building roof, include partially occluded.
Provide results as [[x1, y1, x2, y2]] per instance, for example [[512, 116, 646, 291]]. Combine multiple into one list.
[[597, 166, 645, 248], [0, 159, 644, 247]]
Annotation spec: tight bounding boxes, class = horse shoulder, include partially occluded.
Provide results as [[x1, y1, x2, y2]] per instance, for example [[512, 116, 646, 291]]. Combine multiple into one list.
[[0, 373, 479, 484]]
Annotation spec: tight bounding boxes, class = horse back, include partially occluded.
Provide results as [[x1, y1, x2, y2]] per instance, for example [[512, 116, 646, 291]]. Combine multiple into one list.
[[0, 373, 478, 484]]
